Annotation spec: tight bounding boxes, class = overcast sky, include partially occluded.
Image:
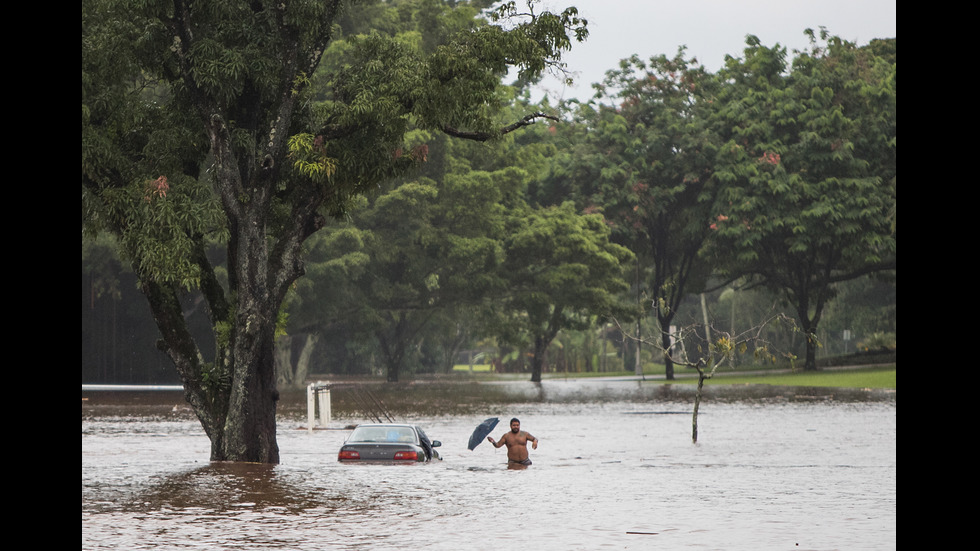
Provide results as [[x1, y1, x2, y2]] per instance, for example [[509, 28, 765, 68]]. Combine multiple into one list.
[[525, 0, 897, 102]]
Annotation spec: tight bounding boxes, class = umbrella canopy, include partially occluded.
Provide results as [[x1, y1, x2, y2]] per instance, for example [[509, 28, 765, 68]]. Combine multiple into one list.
[[467, 417, 499, 450]]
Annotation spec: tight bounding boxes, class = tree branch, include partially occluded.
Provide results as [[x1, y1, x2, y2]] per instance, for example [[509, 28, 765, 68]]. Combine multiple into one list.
[[441, 112, 558, 142]]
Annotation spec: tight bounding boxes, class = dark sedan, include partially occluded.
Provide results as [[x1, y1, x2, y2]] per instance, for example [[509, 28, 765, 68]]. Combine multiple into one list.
[[337, 423, 442, 463]]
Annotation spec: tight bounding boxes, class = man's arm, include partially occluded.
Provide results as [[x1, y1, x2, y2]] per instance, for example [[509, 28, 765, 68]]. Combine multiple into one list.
[[487, 433, 508, 448], [525, 432, 538, 449]]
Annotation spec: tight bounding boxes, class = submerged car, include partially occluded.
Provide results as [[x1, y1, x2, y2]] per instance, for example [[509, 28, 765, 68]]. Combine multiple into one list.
[[337, 423, 442, 463]]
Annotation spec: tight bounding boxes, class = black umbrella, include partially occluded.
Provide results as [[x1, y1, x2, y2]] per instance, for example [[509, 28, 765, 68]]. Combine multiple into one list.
[[468, 417, 499, 450]]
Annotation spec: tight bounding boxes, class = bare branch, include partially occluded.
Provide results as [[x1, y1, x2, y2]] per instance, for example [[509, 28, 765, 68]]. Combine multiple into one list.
[[609, 309, 801, 443], [441, 112, 558, 142]]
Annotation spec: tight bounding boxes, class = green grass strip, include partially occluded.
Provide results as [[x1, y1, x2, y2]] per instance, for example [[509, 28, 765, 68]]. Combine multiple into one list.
[[455, 364, 896, 389], [694, 366, 896, 389]]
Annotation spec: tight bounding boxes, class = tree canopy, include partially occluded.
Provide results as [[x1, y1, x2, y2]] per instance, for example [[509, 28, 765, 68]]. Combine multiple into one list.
[[707, 31, 896, 370], [543, 49, 721, 378], [82, 0, 588, 463], [496, 201, 635, 381]]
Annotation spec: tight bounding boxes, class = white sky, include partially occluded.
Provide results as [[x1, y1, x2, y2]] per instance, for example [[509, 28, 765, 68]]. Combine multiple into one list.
[[525, 0, 897, 102]]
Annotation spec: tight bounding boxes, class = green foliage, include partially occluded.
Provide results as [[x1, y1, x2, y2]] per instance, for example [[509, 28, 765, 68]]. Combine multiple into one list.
[[214, 321, 232, 350], [705, 32, 896, 369], [710, 34, 895, 281], [532, 49, 723, 376], [200, 361, 231, 400], [497, 202, 635, 349], [857, 332, 896, 351], [288, 133, 338, 182], [486, 1, 589, 84]]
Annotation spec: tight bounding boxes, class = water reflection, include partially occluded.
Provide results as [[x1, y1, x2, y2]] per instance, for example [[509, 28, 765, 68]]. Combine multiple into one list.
[[128, 462, 324, 514]]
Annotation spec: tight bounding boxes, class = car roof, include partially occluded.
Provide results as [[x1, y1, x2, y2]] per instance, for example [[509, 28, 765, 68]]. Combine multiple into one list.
[[353, 423, 415, 428]]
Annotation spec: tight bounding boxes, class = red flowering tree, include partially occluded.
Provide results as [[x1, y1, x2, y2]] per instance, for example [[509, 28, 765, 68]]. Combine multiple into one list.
[[550, 50, 721, 379], [708, 31, 896, 370]]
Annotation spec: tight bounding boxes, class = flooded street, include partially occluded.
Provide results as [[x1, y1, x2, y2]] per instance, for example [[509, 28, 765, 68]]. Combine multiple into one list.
[[82, 381, 896, 550]]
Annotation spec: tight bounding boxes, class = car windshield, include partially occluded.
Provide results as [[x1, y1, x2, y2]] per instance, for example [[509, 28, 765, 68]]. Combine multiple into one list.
[[348, 426, 417, 444]]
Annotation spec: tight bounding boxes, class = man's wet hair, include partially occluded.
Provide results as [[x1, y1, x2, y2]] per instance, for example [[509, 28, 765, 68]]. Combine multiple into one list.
[[510, 417, 520, 424]]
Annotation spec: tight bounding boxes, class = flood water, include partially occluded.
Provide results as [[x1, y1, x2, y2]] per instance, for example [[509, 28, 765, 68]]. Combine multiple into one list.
[[82, 380, 896, 550]]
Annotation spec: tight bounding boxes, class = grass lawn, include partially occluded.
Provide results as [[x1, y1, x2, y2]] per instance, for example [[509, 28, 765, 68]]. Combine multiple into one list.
[[455, 364, 896, 389], [692, 366, 896, 389], [451, 364, 495, 372]]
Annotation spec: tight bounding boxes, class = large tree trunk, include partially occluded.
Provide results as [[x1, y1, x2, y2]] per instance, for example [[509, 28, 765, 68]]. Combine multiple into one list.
[[139, 270, 281, 463], [217, 216, 282, 463], [186, 89, 314, 462], [222, 328, 280, 463], [160, 128, 300, 463]]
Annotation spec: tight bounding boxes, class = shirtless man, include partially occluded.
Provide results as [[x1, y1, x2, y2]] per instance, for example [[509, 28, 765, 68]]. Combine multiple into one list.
[[487, 418, 538, 466]]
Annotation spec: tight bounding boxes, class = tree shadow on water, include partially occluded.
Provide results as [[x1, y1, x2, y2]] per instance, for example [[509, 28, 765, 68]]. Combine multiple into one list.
[[125, 461, 331, 514]]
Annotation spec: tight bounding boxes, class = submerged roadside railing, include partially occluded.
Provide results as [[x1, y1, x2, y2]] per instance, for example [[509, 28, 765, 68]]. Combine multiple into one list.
[[82, 385, 183, 391]]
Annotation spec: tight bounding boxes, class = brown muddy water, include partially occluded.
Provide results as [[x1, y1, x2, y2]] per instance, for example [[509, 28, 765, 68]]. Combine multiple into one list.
[[82, 379, 896, 550]]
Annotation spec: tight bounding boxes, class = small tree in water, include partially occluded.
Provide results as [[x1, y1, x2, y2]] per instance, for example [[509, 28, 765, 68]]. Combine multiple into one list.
[[620, 311, 798, 444]]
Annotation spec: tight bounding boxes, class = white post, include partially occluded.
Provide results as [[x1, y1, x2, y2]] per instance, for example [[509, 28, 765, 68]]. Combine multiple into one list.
[[307, 383, 316, 432], [318, 386, 331, 427]]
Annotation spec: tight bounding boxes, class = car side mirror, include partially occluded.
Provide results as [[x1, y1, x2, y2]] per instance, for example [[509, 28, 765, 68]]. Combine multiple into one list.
[[431, 440, 442, 447]]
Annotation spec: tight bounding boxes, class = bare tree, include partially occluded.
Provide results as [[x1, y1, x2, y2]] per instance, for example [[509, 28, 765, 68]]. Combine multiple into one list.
[[617, 310, 799, 443]]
